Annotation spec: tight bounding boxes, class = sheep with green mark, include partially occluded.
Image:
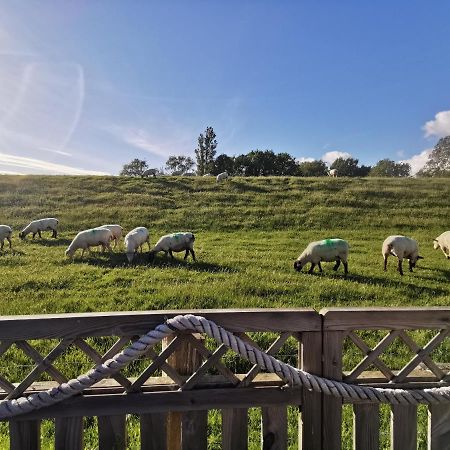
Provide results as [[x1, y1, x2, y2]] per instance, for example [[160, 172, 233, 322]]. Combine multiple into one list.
[[148, 232, 196, 262], [294, 238, 349, 276], [433, 231, 450, 260], [382, 235, 423, 275], [19, 218, 58, 240], [124, 227, 150, 263], [65, 228, 113, 258], [0, 225, 12, 250]]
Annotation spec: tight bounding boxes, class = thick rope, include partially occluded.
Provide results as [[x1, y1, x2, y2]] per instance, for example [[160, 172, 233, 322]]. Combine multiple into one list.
[[1, 314, 450, 419]]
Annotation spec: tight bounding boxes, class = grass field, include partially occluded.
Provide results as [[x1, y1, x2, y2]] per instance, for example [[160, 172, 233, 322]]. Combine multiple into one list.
[[0, 175, 449, 448]]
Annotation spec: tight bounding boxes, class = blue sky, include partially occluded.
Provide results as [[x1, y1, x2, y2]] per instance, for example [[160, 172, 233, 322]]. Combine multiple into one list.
[[1, 1, 449, 175]]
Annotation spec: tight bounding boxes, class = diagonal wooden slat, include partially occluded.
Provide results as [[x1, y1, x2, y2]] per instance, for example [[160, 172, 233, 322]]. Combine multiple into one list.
[[239, 332, 292, 387], [393, 330, 448, 383], [0, 340, 12, 358], [182, 333, 240, 385], [347, 331, 394, 381], [130, 336, 184, 391], [7, 339, 73, 399], [181, 344, 235, 391], [345, 330, 401, 382], [74, 337, 132, 390], [0, 373, 15, 393]]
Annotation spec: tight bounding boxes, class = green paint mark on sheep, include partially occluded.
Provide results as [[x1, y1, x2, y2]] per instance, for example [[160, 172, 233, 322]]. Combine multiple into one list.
[[323, 239, 334, 246]]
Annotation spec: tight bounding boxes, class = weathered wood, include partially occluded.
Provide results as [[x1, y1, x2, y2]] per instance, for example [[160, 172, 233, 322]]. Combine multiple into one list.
[[55, 417, 83, 450], [181, 410, 207, 450], [9, 420, 41, 450], [262, 405, 287, 450], [321, 307, 450, 330], [98, 415, 126, 450], [0, 309, 321, 340], [428, 404, 450, 450], [322, 330, 343, 450], [140, 413, 167, 450], [353, 403, 380, 450], [222, 408, 248, 450], [300, 331, 322, 450], [390, 404, 417, 450]]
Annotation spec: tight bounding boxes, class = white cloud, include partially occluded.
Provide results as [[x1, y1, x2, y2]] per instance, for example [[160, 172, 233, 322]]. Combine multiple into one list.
[[423, 111, 450, 138], [0, 152, 108, 175], [321, 151, 352, 166], [296, 157, 315, 163], [400, 149, 432, 175]]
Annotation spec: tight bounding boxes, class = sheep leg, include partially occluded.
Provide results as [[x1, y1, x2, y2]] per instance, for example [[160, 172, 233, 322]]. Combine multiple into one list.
[[32, 232, 36, 239], [7, 237, 11, 249], [397, 259, 404, 276], [0, 240, 3, 250], [318, 262, 323, 273], [190, 249, 196, 261], [52, 229, 57, 238], [169, 249, 174, 259], [343, 261, 348, 276], [80, 249, 85, 258], [333, 259, 341, 271], [383, 255, 388, 271], [38, 230, 42, 238], [184, 249, 189, 260], [409, 260, 414, 272], [308, 263, 316, 274]]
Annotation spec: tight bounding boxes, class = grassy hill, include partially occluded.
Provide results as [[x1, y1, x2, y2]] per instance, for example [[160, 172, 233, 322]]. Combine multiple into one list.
[[0, 175, 449, 316], [0, 175, 449, 449]]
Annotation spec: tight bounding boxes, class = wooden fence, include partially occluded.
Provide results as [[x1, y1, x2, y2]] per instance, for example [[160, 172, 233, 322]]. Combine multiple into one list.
[[0, 307, 449, 449]]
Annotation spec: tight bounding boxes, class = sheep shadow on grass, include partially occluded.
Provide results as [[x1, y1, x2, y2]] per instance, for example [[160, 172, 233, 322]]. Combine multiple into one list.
[[149, 256, 237, 273], [27, 238, 72, 247]]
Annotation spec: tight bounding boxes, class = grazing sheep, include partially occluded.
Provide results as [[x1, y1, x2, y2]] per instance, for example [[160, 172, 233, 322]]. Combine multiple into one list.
[[19, 218, 58, 240], [0, 225, 12, 250], [294, 238, 349, 276], [433, 231, 450, 259], [328, 169, 338, 177], [148, 232, 196, 262], [124, 227, 150, 262], [65, 228, 113, 258], [98, 224, 123, 248], [382, 235, 423, 275], [216, 171, 229, 183]]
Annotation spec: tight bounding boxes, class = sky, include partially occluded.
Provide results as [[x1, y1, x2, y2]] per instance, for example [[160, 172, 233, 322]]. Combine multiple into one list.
[[0, 1, 450, 175]]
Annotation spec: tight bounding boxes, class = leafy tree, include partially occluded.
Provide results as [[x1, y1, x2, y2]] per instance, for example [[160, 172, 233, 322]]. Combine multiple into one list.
[[213, 154, 235, 175], [274, 152, 298, 175], [297, 160, 328, 177], [369, 159, 410, 177], [165, 155, 195, 175], [417, 136, 450, 177], [357, 165, 372, 177], [330, 157, 372, 177], [195, 126, 217, 175], [120, 158, 148, 176]]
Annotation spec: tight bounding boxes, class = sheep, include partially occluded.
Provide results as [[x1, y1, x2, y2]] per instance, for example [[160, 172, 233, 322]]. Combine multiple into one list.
[[216, 171, 229, 183], [294, 238, 349, 276], [382, 235, 423, 275], [124, 227, 150, 262], [148, 232, 196, 262], [141, 168, 158, 177], [328, 169, 338, 177], [0, 225, 12, 250], [65, 228, 113, 258], [433, 231, 450, 259], [98, 224, 123, 248], [19, 218, 58, 240]]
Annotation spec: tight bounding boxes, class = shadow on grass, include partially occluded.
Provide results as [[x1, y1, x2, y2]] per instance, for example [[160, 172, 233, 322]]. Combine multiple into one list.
[[0, 249, 26, 256], [25, 238, 72, 247], [229, 181, 269, 193]]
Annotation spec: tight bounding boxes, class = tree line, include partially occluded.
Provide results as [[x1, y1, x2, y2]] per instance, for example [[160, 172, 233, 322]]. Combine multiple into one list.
[[120, 127, 450, 177]]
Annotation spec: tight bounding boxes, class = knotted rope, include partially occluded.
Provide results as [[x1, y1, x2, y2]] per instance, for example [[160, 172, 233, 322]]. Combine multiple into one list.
[[1, 314, 450, 419]]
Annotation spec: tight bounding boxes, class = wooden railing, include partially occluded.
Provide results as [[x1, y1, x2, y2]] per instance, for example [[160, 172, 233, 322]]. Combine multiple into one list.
[[0, 307, 449, 449]]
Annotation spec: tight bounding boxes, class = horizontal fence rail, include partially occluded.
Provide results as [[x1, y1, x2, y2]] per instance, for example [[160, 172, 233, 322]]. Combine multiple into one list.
[[0, 307, 449, 449]]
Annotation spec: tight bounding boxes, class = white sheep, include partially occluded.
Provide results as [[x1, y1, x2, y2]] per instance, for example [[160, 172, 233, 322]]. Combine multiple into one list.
[[148, 232, 196, 262], [19, 218, 59, 239], [382, 235, 423, 275], [65, 228, 113, 258], [98, 224, 123, 248], [433, 231, 450, 259], [328, 169, 338, 177], [0, 225, 12, 250], [141, 168, 158, 178], [124, 227, 150, 262], [216, 171, 229, 183], [294, 238, 349, 276]]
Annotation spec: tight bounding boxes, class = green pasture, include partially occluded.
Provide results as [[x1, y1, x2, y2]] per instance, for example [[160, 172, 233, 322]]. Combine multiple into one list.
[[0, 175, 449, 448]]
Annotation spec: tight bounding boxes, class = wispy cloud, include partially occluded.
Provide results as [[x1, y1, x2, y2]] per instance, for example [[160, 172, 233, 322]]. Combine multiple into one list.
[[0, 152, 108, 175], [400, 149, 432, 175], [321, 150, 352, 166], [38, 147, 72, 157], [296, 156, 315, 163], [423, 111, 450, 138]]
